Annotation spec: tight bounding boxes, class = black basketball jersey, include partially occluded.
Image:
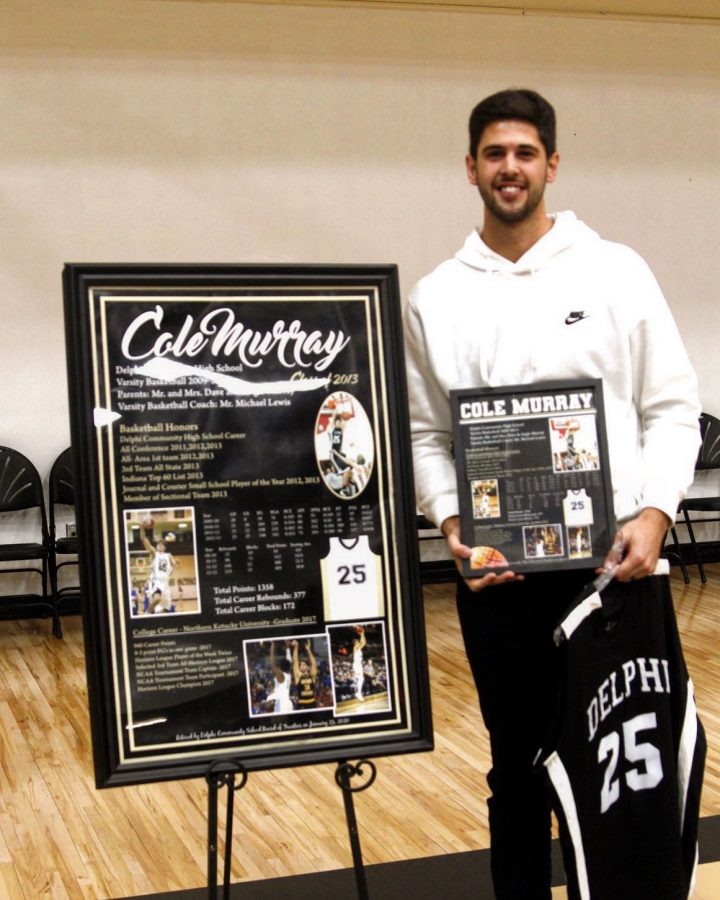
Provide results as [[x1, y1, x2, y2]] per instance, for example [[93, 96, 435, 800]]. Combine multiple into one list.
[[330, 426, 343, 451], [297, 673, 317, 707], [330, 426, 346, 471], [538, 566, 706, 900]]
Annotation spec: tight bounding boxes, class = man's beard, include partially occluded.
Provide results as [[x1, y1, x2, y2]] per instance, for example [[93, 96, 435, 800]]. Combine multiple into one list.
[[478, 180, 546, 224]]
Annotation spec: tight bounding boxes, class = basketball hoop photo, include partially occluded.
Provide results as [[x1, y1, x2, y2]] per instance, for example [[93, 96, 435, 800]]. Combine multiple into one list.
[[549, 414, 600, 473]]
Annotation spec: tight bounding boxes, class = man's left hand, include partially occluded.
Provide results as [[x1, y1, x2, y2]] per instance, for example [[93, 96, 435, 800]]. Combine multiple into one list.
[[600, 507, 671, 582]]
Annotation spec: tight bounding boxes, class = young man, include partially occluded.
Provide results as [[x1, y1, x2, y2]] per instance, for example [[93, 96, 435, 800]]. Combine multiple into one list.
[[293, 639, 320, 709], [141, 530, 177, 613], [267, 641, 294, 714], [352, 627, 367, 702], [403, 89, 701, 899]]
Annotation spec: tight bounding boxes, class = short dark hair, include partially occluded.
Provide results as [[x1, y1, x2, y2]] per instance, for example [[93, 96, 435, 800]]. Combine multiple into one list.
[[468, 89, 556, 158]]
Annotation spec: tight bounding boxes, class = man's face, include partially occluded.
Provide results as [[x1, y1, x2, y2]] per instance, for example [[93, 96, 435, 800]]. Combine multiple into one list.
[[157, 541, 166, 553], [466, 119, 559, 225]]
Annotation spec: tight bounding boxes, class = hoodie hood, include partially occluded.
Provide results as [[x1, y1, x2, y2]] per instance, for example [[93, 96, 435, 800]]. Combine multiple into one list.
[[455, 210, 601, 275]]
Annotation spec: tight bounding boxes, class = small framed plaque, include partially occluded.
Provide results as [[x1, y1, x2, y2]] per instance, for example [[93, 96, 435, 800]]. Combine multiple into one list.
[[450, 379, 616, 577]]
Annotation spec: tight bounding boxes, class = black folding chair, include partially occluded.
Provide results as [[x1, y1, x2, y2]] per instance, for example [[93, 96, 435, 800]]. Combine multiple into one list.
[[676, 413, 720, 583], [49, 447, 81, 634], [0, 445, 60, 637]]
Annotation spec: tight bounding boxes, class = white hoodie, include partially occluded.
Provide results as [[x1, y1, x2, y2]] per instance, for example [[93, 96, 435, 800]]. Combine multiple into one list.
[[404, 211, 700, 529]]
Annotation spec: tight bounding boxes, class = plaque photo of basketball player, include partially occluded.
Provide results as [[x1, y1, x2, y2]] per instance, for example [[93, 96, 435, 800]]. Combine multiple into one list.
[[522, 524, 564, 560], [244, 635, 333, 717], [124, 507, 201, 617], [549, 414, 601, 473], [315, 391, 374, 500], [328, 622, 390, 716], [471, 478, 500, 519], [567, 525, 593, 559]]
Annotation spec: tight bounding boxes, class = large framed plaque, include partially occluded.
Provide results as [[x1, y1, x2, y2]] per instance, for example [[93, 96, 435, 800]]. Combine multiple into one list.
[[451, 380, 615, 577], [63, 264, 432, 787]]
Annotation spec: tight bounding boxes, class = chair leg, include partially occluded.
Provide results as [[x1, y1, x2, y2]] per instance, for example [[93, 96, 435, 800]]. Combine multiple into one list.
[[46, 555, 63, 639], [682, 509, 706, 585], [670, 526, 689, 585], [52, 605, 63, 639]]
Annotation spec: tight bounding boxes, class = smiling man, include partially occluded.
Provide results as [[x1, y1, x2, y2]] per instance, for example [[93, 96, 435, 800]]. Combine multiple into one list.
[[467, 116, 558, 239], [403, 89, 701, 899]]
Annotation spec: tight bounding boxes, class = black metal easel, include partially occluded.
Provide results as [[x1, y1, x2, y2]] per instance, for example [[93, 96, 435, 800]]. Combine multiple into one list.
[[206, 759, 248, 900], [205, 757, 377, 899], [335, 758, 377, 900]]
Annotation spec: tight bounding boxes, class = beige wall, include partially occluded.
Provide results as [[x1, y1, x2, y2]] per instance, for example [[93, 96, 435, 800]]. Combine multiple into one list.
[[0, 0, 718, 484]]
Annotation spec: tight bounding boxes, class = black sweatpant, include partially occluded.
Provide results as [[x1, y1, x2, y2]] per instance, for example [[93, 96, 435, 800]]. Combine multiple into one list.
[[456, 570, 592, 900]]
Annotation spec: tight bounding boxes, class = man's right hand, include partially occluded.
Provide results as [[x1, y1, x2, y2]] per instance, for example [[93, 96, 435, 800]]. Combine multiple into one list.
[[441, 515, 524, 593]]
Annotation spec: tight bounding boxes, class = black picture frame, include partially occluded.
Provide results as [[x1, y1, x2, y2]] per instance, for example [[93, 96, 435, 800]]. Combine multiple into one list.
[[450, 379, 616, 577], [63, 263, 432, 787]]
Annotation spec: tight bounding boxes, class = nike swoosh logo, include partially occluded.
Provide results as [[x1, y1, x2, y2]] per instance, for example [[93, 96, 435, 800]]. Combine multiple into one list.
[[565, 311, 589, 325]]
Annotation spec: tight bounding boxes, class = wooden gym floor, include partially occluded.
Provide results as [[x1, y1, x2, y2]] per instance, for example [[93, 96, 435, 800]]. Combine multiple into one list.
[[0, 563, 718, 898]]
